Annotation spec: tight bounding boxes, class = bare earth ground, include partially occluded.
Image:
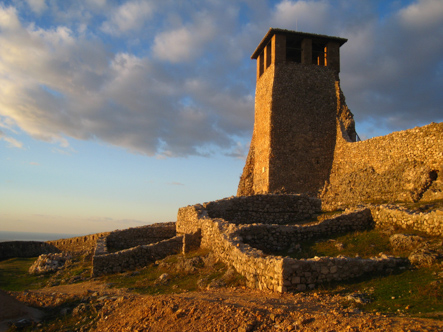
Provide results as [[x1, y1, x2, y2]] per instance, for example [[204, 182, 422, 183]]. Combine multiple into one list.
[[4, 281, 443, 332]]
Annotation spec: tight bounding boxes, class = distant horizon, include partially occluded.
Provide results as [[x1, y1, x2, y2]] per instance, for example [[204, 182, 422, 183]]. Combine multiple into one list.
[[0, 230, 98, 243]]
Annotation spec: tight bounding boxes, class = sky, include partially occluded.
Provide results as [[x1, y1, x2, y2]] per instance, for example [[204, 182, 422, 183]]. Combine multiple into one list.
[[1, 0, 442, 236]]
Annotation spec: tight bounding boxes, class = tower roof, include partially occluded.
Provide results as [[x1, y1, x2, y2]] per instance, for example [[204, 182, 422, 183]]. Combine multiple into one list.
[[251, 28, 348, 59]]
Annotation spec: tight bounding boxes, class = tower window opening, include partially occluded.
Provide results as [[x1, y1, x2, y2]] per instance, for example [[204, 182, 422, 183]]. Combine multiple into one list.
[[312, 42, 327, 66], [286, 37, 302, 63], [265, 41, 272, 68], [258, 50, 264, 77]]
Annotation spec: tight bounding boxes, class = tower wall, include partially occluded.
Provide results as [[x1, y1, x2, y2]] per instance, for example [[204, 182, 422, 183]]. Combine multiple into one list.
[[269, 63, 338, 195], [251, 61, 274, 193], [237, 28, 353, 197]]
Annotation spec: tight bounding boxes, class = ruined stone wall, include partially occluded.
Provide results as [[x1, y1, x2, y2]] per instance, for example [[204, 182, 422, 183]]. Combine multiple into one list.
[[0, 241, 60, 261], [176, 196, 408, 293], [282, 254, 404, 292], [371, 205, 443, 236], [322, 122, 443, 210], [47, 232, 110, 253], [177, 204, 285, 292], [92, 236, 184, 276], [203, 194, 321, 225], [106, 222, 176, 251], [238, 209, 372, 252]]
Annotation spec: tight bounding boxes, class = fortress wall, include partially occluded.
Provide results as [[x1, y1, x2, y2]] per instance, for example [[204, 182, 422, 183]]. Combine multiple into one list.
[[92, 236, 184, 276], [202, 194, 321, 225], [371, 205, 443, 236], [106, 222, 176, 251], [322, 122, 443, 209], [0, 241, 60, 261]]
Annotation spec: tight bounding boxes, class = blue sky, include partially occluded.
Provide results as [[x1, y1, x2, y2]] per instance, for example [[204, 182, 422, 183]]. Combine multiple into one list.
[[1, 0, 442, 235]]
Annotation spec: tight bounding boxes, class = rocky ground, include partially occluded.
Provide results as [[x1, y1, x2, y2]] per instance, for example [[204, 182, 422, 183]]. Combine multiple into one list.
[[2, 280, 443, 332]]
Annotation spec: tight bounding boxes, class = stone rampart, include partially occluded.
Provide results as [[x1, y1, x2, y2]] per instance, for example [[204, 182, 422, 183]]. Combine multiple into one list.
[[0, 241, 60, 261], [322, 122, 443, 209], [106, 222, 176, 251], [92, 236, 184, 276]]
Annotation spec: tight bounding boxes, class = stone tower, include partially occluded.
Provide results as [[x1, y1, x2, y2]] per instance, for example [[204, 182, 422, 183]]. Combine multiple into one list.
[[238, 28, 356, 197]]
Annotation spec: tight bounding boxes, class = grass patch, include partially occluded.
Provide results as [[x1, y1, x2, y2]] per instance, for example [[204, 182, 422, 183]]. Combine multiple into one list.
[[286, 210, 344, 226], [103, 249, 245, 295], [318, 266, 443, 318], [271, 229, 396, 259], [0, 257, 50, 291], [270, 228, 440, 259], [401, 199, 443, 213], [0, 254, 93, 291]]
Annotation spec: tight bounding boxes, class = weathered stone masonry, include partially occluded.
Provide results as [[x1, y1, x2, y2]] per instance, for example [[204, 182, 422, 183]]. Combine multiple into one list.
[[322, 122, 443, 209], [91, 222, 179, 276], [238, 28, 356, 197], [177, 195, 410, 292], [238, 28, 442, 208]]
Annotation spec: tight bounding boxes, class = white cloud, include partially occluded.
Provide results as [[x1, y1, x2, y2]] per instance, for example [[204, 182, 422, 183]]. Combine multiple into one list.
[[0, 5, 21, 30], [2, 136, 24, 149], [101, 0, 154, 35], [0, 0, 441, 157], [153, 18, 216, 63], [399, 0, 443, 29], [271, 0, 331, 32]]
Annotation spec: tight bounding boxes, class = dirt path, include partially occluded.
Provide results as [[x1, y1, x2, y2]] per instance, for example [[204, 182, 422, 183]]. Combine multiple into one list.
[[5, 283, 443, 331]]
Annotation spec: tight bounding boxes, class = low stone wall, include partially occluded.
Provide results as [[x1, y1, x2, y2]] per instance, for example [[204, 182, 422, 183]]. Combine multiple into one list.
[[106, 222, 176, 251], [200, 194, 321, 225], [238, 209, 372, 252], [0, 241, 60, 261], [282, 255, 405, 292], [177, 198, 407, 292], [371, 205, 443, 236], [47, 232, 110, 253], [178, 210, 285, 292], [92, 236, 184, 276]]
